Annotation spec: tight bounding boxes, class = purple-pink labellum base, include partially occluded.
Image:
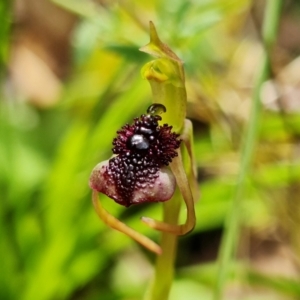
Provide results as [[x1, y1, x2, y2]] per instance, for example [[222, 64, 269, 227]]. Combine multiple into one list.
[[89, 160, 176, 206]]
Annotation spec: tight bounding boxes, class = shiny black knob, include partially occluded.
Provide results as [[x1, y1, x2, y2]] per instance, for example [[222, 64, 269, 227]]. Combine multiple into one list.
[[127, 134, 150, 151]]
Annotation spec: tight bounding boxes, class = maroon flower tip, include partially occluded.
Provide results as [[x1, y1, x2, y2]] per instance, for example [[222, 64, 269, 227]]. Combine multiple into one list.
[[90, 104, 181, 207]]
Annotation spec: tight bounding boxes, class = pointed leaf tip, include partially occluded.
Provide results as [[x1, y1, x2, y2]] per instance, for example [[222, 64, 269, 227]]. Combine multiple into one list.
[[149, 21, 158, 43], [140, 21, 182, 63]]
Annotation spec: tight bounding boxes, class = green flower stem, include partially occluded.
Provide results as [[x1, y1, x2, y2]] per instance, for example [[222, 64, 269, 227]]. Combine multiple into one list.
[[144, 189, 182, 300], [214, 1, 282, 299], [141, 22, 194, 300], [144, 143, 196, 299], [144, 148, 193, 300]]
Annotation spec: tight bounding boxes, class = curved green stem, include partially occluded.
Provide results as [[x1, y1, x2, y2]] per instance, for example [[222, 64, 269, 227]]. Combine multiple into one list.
[[92, 190, 162, 255], [214, 1, 283, 299], [141, 147, 195, 235]]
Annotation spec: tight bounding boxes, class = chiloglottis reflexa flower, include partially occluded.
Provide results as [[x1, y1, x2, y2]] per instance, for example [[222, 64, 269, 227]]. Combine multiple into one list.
[[90, 24, 197, 255], [89, 103, 184, 255]]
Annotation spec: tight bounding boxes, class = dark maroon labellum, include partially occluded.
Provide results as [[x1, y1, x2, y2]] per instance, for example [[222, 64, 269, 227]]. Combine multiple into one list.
[[90, 104, 181, 207]]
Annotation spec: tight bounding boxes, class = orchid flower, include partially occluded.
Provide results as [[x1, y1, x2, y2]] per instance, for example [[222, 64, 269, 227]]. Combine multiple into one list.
[[89, 22, 197, 255]]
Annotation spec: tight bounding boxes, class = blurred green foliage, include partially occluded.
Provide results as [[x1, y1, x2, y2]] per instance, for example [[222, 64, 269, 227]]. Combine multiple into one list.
[[1, 0, 300, 299]]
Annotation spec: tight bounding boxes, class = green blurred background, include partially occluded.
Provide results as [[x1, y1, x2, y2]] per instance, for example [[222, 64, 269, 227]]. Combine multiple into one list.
[[1, 0, 300, 299]]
